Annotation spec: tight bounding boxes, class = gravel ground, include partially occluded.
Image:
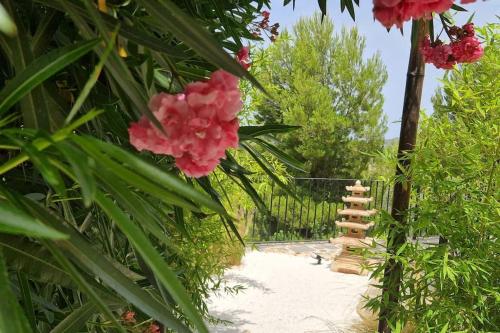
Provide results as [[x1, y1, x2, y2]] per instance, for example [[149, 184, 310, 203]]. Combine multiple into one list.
[[207, 248, 372, 333]]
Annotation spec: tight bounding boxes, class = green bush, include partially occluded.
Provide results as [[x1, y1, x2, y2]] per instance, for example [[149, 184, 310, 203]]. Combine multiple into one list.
[[368, 24, 500, 333]]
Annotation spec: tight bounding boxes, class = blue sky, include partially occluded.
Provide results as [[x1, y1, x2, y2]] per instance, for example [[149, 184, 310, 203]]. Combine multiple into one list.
[[267, 0, 499, 139]]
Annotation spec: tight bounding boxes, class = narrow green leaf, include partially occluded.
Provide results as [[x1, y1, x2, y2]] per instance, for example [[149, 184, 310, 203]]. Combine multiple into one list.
[[49, 302, 97, 333], [450, 4, 467, 12], [85, 136, 228, 216], [317, 0, 327, 18], [5, 133, 65, 193], [72, 136, 200, 211], [238, 124, 300, 139], [344, 0, 356, 20], [0, 235, 73, 287], [95, 192, 209, 333], [60, 0, 166, 133], [44, 242, 125, 333], [0, 3, 17, 36], [65, 26, 118, 124], [241, 142, 300, 202], [253, 138, 305, 172], [136, 0, 267, 93], [0, 39, 99, 115], [16, 272, 36, 331], [439, 322, 449, 333], [4, 190, 190, 333], [55, 141, 96, 207], [35, 0, 186, 58], [0, 202, 68, 239], [0, 248, 33, 333], [0, 109, 103, 176]]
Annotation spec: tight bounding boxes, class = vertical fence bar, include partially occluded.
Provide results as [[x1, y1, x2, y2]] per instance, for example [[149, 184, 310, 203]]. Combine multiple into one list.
[[268, 182, 275, 240], [249, 178, 393, 242], [327, 180, 332, 237], [283, 193, 289, 238], [305, 179, 313, 239], [298, 180, 305, 239], [290, 181, 297, 240], [319, 180, 327, 239], [275, 190, 282, 241], [252, 210, 256, 240]]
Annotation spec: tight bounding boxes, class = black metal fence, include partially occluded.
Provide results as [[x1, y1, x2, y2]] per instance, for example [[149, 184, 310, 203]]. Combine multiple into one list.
[[245, 178, 393, 242]]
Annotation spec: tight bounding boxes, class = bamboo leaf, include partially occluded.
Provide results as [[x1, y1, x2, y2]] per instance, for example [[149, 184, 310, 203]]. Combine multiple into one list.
[[0, 39, 99, 116]]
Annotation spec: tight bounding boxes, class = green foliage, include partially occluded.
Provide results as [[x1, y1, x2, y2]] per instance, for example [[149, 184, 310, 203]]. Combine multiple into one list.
[[362, 138, 398, 181], [368, 24, 500, 333], [248, 14, 388, 178], [0, 0, 300, 331]]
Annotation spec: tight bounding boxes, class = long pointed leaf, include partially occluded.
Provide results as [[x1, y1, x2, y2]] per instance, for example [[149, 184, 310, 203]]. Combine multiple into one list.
[[0, 39, 99, 116], [4, 190, 190, 333], [0, 248, 33, 333], [136, 0, 266, 93], [0, 202, 68, 239], [85, 136, 228, 216], [95, 192, 209, 333]]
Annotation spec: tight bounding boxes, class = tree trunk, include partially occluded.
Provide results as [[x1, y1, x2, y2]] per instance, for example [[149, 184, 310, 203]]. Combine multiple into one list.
[[378, 20, 427, 333]]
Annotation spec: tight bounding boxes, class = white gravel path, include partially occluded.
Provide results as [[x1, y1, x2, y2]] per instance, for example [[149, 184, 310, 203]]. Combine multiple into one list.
[[208, 250, 371, 333]]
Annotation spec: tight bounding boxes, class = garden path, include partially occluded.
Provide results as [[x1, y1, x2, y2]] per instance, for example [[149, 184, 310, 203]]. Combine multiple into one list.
[[207, 241, 373, 333]]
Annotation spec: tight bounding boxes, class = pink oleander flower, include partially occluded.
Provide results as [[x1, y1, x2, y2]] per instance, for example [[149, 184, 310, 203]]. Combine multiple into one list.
[[421, 36, 456, 69], [128, 50, 248, 178], [237, 46, 251, 69], [373, 0, 476, 29], [451, 35, 483, 63], [420, 22, 483, 69], [145, 323, 160, 333], [121, 311, 136, 324]]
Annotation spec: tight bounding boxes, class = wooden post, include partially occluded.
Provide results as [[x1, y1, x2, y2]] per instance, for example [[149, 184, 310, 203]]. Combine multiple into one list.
[[378, 20, 427, 333]]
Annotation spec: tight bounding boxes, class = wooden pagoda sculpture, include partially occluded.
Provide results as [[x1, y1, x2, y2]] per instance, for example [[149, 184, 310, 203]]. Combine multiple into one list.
[[330, 180, 377, 275]]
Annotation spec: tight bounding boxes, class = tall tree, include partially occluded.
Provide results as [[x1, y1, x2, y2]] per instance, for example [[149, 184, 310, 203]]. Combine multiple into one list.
[[249, 13, 388, 178]]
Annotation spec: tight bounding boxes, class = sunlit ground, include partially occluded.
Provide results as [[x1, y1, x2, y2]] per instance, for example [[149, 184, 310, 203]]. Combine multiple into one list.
[[208, 247, 373, 333]]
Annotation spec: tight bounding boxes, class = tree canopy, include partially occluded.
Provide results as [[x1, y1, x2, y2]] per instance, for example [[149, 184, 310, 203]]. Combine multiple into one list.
[[249, 13, 388, 178]]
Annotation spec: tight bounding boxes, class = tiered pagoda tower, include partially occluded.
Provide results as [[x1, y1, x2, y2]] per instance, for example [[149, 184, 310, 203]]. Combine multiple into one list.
[[330, 180, 377, 275]]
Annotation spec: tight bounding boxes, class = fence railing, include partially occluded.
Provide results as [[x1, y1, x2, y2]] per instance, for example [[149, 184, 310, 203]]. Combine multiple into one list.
[[244, 178, 393, 242]]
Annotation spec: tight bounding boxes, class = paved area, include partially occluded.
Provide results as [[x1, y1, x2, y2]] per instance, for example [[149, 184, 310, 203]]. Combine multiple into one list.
[[254, 241, 342, 258], [208, 242, 373, 333]]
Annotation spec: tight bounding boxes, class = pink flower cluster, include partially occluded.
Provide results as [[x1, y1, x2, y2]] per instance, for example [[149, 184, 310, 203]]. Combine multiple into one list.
[[251, 10, 280, 42], [128, 49, 250, 178], [420, 23, 483, 69], [373, 0, 476, 28]]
